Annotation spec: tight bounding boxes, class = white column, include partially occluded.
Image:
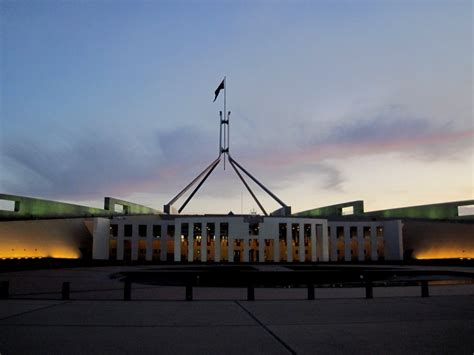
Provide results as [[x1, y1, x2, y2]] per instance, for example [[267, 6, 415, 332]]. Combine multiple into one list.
[[344, 226, 351, 262], [174, 223, 181, 262], [92, 218, 110, 260], [330, 226, 338, 261], [311, 224, 317, 262], [383, 220, 403, 261], [274, 237, 280, 262], [371, 225, 378, 261], [228, 237, 234, 263], [145, 223, 153, 261], [214, 223, 221, 262], [243, 239, 249, 262], [259, 238, 265, 262], [286, 223, 293, 262], [357, 226, 364, 261], [160, 225, 167, 261], [188, 233, 194, 262], [117, 237, 124, 260], [201, 222, 207, 262], [321, 222, 329, 262], [299, 223, 305, 262], [131, 237, 138, 261], [117, 223, 124, 260]]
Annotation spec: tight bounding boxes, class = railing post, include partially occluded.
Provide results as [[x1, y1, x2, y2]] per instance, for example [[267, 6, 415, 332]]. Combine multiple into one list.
[[421, 280, 429, 297], [247, 283, 255, 301], [307, 283, 315, 300], [0, 281, 9, 299], [62, 282, 70, 300], [124, 280, 131, 301], [365, 280, 373, 299]]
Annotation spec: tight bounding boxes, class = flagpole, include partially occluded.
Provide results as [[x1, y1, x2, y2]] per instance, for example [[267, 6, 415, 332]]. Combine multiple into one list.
[[219, 110, 222, 157], [223, 76, 226, 170]]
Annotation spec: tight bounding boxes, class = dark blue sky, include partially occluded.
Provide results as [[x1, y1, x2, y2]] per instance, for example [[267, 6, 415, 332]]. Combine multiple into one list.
[[1, 0, 472, 213]]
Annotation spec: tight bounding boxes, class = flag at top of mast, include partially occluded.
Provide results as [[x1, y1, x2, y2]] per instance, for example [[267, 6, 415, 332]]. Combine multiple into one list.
[[213, 78, 225, 102]]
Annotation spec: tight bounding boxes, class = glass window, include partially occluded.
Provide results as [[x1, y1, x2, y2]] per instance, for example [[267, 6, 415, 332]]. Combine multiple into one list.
[[139, 225, 147, 237], [110, 224, 118, 237]]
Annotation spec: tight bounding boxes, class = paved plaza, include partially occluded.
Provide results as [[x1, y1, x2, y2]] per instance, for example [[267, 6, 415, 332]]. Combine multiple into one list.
[[0, 266, 473, 354]]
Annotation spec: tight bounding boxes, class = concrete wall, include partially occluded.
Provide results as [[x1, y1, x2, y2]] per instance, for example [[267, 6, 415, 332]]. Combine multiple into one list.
[[403, 220, 474, 259], [0, 193, 108, 220], [0, 193, 161, 220], [0, 218, 92, 259], [295, 201, 364, 217], [365, 200, 474, 220]]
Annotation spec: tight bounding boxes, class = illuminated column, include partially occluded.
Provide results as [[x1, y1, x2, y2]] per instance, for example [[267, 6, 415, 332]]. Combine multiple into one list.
[[330, 226, 337, 261], [371, 225, 378, 261], [321, 222, 329, 262], [274, 237, 280, 262], [344, 226, 351, 262], [215, 223, 221, 262], [311, 224, 317, 262], [258, 238, 265, 262], [174, 223, 181, 262], [299, 223, 305, 262], [201, 222, 207, 263], [357, 226, 364, 261], [286, 223, 293, 262]]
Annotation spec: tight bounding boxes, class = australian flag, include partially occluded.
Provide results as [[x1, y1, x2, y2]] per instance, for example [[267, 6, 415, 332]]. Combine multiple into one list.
[[213, 79, 225, 102]]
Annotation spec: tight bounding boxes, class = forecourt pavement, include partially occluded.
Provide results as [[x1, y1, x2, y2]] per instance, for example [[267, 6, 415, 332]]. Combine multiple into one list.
[[0, 294, 473, 355], [0, 265, 473, 354]]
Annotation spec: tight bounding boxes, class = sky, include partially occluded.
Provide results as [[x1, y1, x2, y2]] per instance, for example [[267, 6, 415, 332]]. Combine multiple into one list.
[[1, 0, 473, 215]]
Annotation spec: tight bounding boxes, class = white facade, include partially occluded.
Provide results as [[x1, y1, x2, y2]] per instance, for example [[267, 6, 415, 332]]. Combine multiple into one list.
[[92, 215, 403, 262]]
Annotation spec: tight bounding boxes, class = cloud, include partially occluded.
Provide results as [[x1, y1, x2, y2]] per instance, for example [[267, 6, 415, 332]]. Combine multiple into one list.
[[1, 104, 471, 208], [229, 105, 473, 196], [0, 124, 223, 202]]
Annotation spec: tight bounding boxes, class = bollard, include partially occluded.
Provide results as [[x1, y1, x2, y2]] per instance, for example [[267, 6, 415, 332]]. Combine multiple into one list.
[[0, 281, 9, 299], [247, 284, 255, 301], [421, 280, 429, 297], [185, 283, 193, 301], [365, 280, 373, 299], [124, 280, 131, 301], [307, 283, 315, 300], [62, 282, 70, 300]]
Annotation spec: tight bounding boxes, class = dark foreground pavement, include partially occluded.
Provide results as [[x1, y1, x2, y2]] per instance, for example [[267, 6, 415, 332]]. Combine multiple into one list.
[[0, 294, 473, 355], [1, 265, 473, 354]]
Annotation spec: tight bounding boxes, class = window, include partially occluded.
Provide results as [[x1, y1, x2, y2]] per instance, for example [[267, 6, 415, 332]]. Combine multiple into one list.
[[153, 225, 161, 238], [342, 206, 354, 215], [249, 223, 259, 236], [0, 199, 16, 212], [139, 225, 147, 237], [458, 205, 474, 216], [114, 204, 124, 213], [110, 224, 118, 237], [124, 224, 132, 237]]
